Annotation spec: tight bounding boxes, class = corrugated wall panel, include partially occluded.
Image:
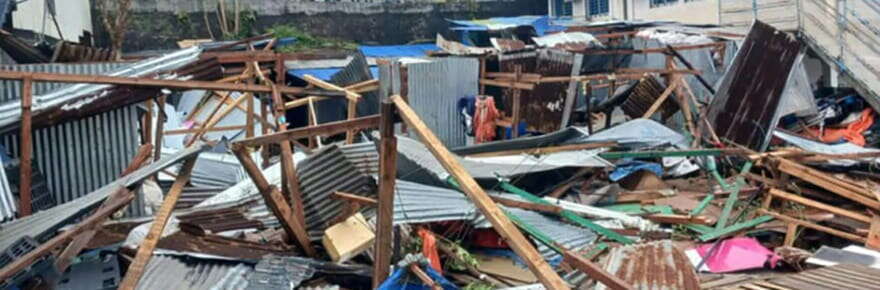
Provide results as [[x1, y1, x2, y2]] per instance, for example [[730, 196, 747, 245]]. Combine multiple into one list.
[[406, 57, 478, 147], [0, 63, 144, 217]]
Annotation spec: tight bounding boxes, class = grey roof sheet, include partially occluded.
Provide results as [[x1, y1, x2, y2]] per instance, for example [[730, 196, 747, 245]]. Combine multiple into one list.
[[137, 255, 252, 290], [0, 143, 208, 252]]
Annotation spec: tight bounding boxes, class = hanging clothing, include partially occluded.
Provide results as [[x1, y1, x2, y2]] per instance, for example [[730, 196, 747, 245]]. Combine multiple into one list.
[[473, 96, 500, 143], [417, 229, 443, 274]]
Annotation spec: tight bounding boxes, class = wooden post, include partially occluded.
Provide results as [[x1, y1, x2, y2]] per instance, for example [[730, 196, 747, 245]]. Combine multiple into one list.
[[584, 82, 593, 134], [231, 146, 317, 257], [511, 65, 523, 138], [345, 98, 358, 144], [246, 84, 255, 138], [867, 213, 880, 250], [153, 95, 166, 162], [372, 99, 398, 288], [390, 95, 569, 289], [142, 99, 153, 146], [784, 223, 798, 247], [479, 57, 487, 95], [18, 77, 32, 217], [118, 157, 198, 290], [260, 96, 271, 168]]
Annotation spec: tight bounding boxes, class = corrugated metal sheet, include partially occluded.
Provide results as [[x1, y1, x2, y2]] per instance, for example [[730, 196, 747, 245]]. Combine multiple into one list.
[[0, 106, 142, 217], [706, 21, 801, 151], [246, 254, 315, 290], [340, 141, 379, 176], [499, 49, 580, 133], [760, 263, 880, 290], [329, 52, 378, 119], [474, 206, 598, 262], [393, 178, 480, 225], [0, 157, 14, 221], [620, 76, 679, 120], [0, 143, 207, 259], [406, 57, 478, 147], [0, 47, 202, 131], [0, 62, 143, 218], [137, 255, 252, 290], [596, 240, 699, 290], [197, 145, 375, 240]]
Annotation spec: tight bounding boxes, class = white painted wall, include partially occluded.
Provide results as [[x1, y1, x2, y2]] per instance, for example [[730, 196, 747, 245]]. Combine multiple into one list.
[[11, 0, 93, 42], [631, 0, 719, 25]]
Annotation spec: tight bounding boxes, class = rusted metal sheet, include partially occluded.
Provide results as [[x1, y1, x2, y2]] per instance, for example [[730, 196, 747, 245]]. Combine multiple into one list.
[[731, 263, 880, 290], [499, 49, 580, 133], [597, 240, 700, 290], [491, 38, 528, 52], [620, 76, 679, 120], [706, 20, 802, 151], [51, 42, 116, 63]]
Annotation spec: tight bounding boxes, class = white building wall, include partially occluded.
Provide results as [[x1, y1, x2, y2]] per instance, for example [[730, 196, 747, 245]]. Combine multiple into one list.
[[631, 0, 720, 25], [11, 0, 93, 42]]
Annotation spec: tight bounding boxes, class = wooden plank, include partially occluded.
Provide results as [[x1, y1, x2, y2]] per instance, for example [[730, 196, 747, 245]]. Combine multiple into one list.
[[409, 264, 442, 290], [0, 188, 134, 282], [118, 157, 198, 290], [784, 223, 798, 247], [345, 98, 358, 144], [231, 148, 317, 255], [0, 70, 346, 96], [302, 74, 361, 101], [768, 188, 871, 223], [759, 209, 867, 243], [284, 96, 330, 109], [867, 213, 880, 250], [464, 142, 617, 158], [645, 214, 713, 225], [390, 95, 569, 289], [331, 191, 378, 205], [775, 158, 880, 210], [18, 77, 32, 216], [153, 95, 166, 162], [562, 249, 634, 290], [490, 195, 563, 215], [234, 115, 381, 147], [373, 100, 398, 288], [164, 125, 246, 135], [186, 92, 253, 147], [344, 79, 379, 92], [479, 78, 536, 90], [56, 144, 154, 272], [642, 81, 679, 118]]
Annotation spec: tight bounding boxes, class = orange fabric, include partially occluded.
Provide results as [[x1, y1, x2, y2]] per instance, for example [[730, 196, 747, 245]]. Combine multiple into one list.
[[418, 228, 443, 274], [806, 108, 874, 146], [474, 96, 500, 144]]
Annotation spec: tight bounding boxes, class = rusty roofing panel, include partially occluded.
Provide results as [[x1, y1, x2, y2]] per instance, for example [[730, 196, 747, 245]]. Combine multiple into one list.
[[705, 20, 801, 151], [597, 240, 700, 290], [620, 76, 679, 120], [499, 49, 579, 133]]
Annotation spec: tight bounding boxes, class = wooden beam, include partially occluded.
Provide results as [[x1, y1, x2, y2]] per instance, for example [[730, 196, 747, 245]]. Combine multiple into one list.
[[642, 81, 679, 118], [562, 249, 634, 290], [490, 195, 563, 215], [231, 148, 317, 256], [302, 74, 361, 101], [284, 96, 330, 109], [345, 98, 358, 144], [55, 144, 154, 272], [164, 125, 246, 135], [784, 223, 798, 247], [768, 188, 871, 223], [373, 100, 398, 288], [118, 157, 198, 290], [344, 79, 379, 91], [464, 142, 617, 158], [0, 188, 135, 282], [233, 115, 381, 148], [479, 78, 536, 90], [18, 77, 32, 216], [331, 191, 378, 205], [775, 158, 880, 210], [409, 264, 442, 290], [868, 214, 880, 250], [645, 214, 713, 225], [390, 95, 569, 289], [153, 95, 166, 162], [0, 70, 347, 97], [759, 209, 866, 243]]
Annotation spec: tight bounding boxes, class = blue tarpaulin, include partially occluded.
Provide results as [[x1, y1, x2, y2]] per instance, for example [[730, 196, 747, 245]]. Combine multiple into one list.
[[609, 160, 664, 182], [288, 66, 379, 81], [447, 15, 566, 36], [359, 44, 439, 58], [377, 266, 458, 290]]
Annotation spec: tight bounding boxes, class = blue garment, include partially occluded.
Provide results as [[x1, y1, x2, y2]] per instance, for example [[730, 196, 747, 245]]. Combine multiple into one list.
[[609, 160, 663, 181], [377, 266, 458, 290]]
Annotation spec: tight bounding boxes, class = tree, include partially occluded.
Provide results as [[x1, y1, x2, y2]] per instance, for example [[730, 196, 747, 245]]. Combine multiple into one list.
[[95, 0, 133, 60]]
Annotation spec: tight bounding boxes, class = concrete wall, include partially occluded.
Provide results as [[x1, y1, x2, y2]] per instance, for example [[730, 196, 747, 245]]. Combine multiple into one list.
[[12, 0, 93, 42], [631, 0, 719, 25], [94, 0, 546, 52]]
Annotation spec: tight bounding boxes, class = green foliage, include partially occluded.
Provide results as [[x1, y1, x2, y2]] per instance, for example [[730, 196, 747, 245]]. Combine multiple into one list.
[[266, 24, 358, 53], [463, 281, 494, 290], [444, 240, 479, 272]]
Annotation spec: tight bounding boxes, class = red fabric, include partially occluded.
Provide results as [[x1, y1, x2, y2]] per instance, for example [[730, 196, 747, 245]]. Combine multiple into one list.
[[474, 96, 500, 144], [470, 229, 508, 248], [418, 229, 443, 274], [806, 108, 874, 146]]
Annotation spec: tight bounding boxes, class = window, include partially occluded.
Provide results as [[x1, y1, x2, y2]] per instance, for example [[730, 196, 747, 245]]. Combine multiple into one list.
[[650, 0, 679, 8], [588, 0, 609, 16], [552, 0, 574, 17]]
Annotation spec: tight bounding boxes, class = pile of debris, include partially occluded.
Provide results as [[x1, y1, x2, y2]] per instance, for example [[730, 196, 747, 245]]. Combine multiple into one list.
[[1, 19, 880, 290]]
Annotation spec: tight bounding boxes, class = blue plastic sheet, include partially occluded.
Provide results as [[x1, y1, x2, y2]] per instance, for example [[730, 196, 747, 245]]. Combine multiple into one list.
[[377, 266, 459, 290]]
